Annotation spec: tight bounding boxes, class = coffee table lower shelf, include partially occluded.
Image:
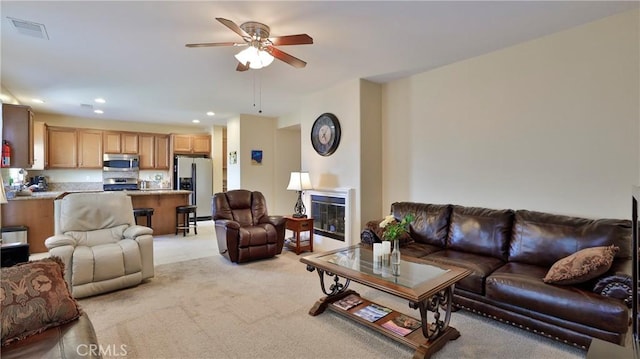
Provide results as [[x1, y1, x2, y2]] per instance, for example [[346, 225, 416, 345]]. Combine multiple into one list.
[[309, 290, 460, 359]]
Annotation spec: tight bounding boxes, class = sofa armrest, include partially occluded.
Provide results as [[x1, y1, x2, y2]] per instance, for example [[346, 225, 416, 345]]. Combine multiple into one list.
[[45, 235, 76, 249], [363, 218, 414, 245], [123, 225, 153, 239], [593, 274, 632, 308], [593, 259, 633, 308], [361, 229, 381, 245]]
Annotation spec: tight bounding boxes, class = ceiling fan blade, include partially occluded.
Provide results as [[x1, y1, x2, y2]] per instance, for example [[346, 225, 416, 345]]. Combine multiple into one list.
[[216, 17, 250, 39], [185, 42, 247, 48], [266, 46, 307, 68], [236, 62, 250, 72], [269, 34, 313, 46]]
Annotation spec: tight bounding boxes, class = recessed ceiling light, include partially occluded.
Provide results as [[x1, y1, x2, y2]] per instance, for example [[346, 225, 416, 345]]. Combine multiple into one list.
[[192, 119, 200, 123], [206, 111, 215, 116], [94, 109, 104, 114], [94, 98, 106, 104], [32, 98, 44, 104]]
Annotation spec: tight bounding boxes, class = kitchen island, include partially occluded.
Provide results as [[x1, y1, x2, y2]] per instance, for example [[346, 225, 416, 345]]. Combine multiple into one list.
[[1, 189, 192, 253]]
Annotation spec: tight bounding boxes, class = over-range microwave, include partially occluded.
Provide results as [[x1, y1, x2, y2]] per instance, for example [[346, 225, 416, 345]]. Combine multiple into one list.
[[103, 154, 139, 172]]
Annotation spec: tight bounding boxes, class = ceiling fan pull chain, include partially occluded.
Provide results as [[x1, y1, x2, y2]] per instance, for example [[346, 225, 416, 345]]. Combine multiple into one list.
[[253, 71, 256, 109], [258, 72, 262, 114]]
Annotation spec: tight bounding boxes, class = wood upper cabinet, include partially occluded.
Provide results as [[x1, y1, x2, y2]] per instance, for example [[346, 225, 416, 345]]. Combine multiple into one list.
[[31, 121, 46, 170], [47, 127, 77, 168], [2, 103, 34, 168], [139, 134, 170, 169], [46, 127, 102, 169], [103, 131, 138, 154], [192, 135, 211, 154], [154, 134, 170, 169], [172, 134, 211, 155], [77, 129, 103, 168]]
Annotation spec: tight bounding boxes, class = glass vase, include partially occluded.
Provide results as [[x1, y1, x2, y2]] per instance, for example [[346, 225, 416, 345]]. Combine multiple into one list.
[[391, 239, 401, 276]]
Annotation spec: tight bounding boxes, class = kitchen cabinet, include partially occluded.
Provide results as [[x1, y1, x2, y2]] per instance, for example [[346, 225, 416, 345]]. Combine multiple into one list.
[[155, 134, 170, 169], [77, 129, 103, 168], [104, 131, 138, 154], [2, 103, 34, 168], [47, 127, 77, 168], [139, 134, 169, 169], [172, 134, 211, 155], [31, 121, 46, 170], [46, 127, 102, 169]]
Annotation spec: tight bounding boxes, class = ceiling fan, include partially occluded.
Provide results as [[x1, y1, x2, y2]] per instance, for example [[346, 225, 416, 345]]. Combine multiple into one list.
[[186, 18, 313, 71]]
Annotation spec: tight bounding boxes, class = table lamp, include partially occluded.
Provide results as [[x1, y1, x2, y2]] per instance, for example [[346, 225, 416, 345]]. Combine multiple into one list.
[[287, 171, 312, 218]]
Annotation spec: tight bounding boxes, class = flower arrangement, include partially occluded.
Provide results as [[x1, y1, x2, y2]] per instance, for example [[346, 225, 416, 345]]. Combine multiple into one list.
[[379, 214, 414, 241]]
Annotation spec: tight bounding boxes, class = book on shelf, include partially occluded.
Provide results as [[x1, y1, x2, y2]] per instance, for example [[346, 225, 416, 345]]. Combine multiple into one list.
[[381, 314, 421, 336], [332, 294, 364, 311], [354, 303, 392, 322]]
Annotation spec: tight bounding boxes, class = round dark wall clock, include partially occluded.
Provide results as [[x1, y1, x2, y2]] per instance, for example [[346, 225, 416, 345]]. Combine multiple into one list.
[[311, 113, 341, 156]]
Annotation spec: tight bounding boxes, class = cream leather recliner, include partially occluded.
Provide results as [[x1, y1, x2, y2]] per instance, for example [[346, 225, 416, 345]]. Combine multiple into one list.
[[45, 192, 154, 298]]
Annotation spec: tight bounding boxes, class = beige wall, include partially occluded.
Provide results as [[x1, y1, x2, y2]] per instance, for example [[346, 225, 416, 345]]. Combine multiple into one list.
[[382, 10, 639, 219], [273, 126, 301, 216], [360, 80, 383, 222], [212, 126, 225, 194], [226, 116, 240, 190], [296, 79, 364, 251], [238, 114, 277, 202]]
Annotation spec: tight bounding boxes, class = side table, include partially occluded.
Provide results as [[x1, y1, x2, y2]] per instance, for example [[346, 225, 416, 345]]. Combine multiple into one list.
[[285, 217, 313, 255]]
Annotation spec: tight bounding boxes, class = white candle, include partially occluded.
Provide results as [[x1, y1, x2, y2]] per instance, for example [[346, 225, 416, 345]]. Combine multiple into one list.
[[373, 243, 382, 262], [382, 241, 391, 255]]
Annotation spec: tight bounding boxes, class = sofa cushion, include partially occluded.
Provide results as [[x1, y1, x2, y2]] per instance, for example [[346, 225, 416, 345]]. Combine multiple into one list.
[[391, 202, 452, 247], [401, 242, 442, 258], [447, 205, 514, 261], [1, 257, 82, 347], [423, 250, 505, 295], [543, 245, 618, 285], [509, 210, 631, 267], [486, 262, 629, 333]]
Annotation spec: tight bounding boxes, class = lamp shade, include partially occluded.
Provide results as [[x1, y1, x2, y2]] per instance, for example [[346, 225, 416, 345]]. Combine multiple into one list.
[[234, 46, 274, 70], [287, 172, 312, 191]]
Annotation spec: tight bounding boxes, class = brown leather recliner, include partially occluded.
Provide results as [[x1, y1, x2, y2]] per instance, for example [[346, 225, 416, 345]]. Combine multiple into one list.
[[212, 190, 286, 263]]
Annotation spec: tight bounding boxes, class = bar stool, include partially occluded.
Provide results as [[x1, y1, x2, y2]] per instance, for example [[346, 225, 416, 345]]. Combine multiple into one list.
[[133, 207, 154, 228], [176, 205, 198, 236]]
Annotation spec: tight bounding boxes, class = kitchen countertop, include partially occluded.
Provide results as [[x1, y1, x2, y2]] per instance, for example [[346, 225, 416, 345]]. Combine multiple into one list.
[[7, 189, 192, 201]]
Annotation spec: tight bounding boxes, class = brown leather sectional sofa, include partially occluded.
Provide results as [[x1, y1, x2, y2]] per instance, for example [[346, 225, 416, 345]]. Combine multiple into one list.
[[362, 202, 632, 349]]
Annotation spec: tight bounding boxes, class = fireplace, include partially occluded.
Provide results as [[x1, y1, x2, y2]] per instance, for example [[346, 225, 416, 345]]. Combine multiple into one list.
[[306, 188, 354, 246], [310, 195, 345, 241]]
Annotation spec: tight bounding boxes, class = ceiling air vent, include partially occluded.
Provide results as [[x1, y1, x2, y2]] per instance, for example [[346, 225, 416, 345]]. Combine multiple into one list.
[[80, 104, 94, 109], [7, 17, 49, 40]]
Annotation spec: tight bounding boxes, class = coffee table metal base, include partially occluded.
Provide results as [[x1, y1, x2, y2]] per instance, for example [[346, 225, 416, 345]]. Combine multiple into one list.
[[306, 266, 461, 359]]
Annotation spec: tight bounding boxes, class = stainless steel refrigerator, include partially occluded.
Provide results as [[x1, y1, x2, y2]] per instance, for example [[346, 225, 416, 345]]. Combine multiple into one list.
[[173, 156, 213, 219]]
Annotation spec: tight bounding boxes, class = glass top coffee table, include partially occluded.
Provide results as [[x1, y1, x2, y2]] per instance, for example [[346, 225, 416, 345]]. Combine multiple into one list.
[[300, 245, 470, 359]]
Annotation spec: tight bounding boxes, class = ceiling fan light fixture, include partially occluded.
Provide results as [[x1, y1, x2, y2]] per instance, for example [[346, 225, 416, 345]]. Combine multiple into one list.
[[234, 46, 274, 70]]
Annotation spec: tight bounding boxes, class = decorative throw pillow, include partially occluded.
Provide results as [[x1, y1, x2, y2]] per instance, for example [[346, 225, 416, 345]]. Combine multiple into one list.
[[1, 257, 82, 346], [542, 245, 619, 285]]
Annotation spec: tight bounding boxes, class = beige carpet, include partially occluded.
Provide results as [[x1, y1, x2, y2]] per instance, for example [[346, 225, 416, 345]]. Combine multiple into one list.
[[74, 221, 585, 359]]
